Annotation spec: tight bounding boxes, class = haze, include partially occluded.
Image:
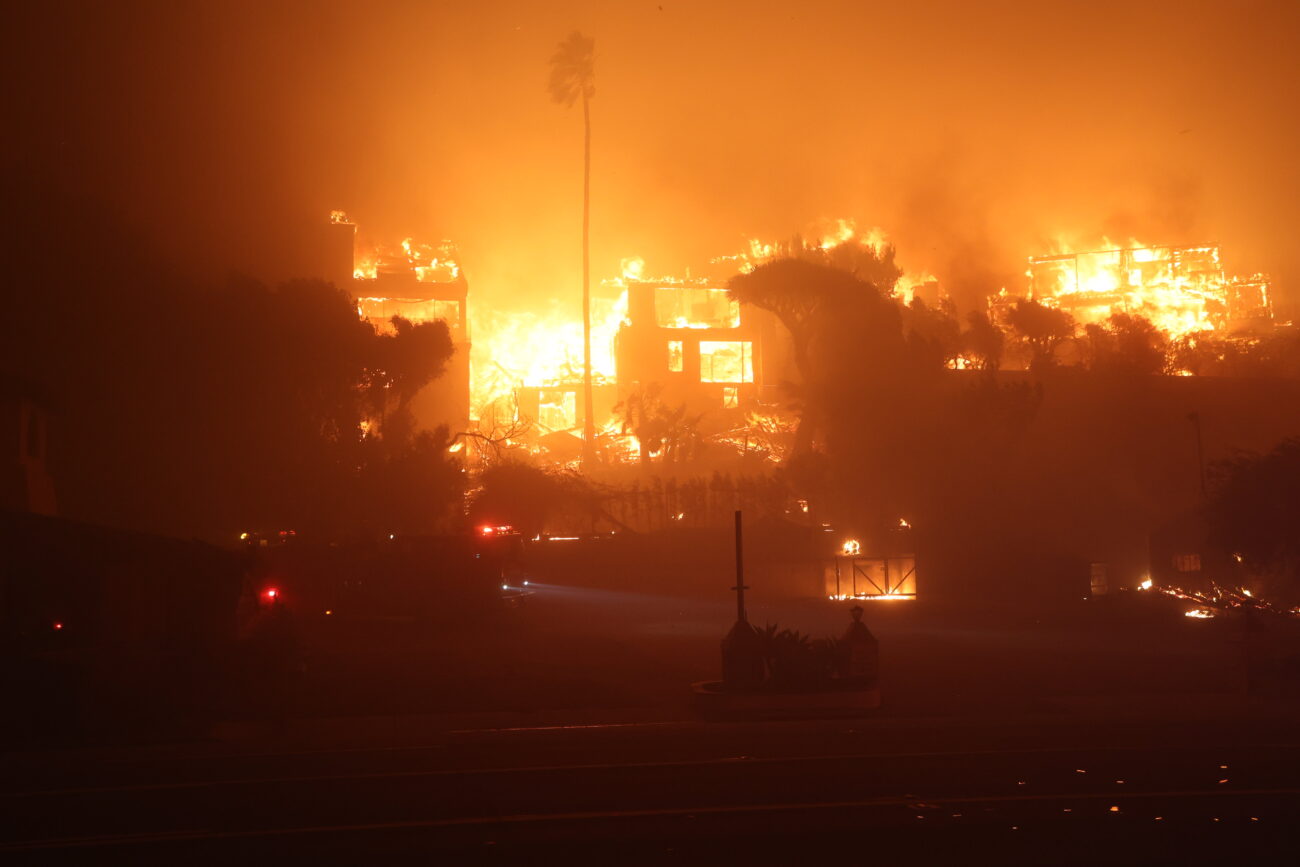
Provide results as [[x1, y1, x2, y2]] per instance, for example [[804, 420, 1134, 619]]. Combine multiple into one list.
[[12, 0, 1300, 314]]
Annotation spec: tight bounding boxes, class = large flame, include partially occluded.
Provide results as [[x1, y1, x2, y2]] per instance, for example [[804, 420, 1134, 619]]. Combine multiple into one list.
[[468, 287, 628, 422], [726, 218, 935, 303], [1027, 238, 1272, 337]]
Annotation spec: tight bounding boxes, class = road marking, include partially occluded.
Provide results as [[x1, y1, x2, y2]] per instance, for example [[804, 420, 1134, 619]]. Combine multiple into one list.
[[3, 787, 1297, 851]]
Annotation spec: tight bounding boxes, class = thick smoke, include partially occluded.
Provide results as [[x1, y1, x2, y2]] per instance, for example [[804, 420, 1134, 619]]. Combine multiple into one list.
[[9, 0, 1299, 317]]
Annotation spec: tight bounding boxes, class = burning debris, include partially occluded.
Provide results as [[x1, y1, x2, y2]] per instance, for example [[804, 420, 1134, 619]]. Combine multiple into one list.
[[1138, 578, 1298, 620]]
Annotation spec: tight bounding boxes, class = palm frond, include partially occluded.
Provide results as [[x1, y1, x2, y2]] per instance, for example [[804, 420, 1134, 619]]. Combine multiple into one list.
[[547, 31, 595, 107]]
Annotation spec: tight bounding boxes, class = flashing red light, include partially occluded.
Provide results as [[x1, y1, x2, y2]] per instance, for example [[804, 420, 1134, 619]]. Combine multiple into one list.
[[265, 588, 279, 600], [52, 621, 64, 631], [481, 526, 495, 535]]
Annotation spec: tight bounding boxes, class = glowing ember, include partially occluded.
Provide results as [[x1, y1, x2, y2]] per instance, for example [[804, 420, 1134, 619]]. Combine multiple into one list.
[[1155, 580, 1293, 618]]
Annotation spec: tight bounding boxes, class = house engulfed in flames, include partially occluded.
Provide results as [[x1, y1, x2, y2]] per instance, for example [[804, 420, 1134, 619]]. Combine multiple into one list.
[[506, 268, 796, 458], [326, 211, 471, 433], [1022, 242, 1273, 337]]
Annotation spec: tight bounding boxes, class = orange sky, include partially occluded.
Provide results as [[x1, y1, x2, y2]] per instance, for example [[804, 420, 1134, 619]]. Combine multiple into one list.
[[13, 0, 1300, 314]]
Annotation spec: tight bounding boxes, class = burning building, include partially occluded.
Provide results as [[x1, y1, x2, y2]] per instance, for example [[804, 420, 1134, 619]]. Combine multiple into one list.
[[1025, 242, 1273, 337], [326, 211, 471, 433], [499, 270, 795, 459], [614, 275, 794, 416]]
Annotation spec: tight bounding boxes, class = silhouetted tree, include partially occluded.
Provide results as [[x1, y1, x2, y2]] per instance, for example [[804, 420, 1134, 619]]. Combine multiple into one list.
[[1169, 330, 1300, 379], [358, 425, 462, 536], [1083, 313, 1168, 375], [0, 189, 462, 539], [728, 258, 903, 450], [1007, 298, 1074, 371], [469, 462, 604, 537], [549, 31, 597, 467], [614, 383, 702, 464], [365, 316, 455, 436], [960, 310, 1005, 371], [800, 238, 904, 291], [901, 297, 962, 368], [731, 257, 936, 542]]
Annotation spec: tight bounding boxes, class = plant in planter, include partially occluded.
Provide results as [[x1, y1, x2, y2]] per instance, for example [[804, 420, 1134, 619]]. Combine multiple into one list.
[[693, 609, 881, 716], [754, 624, 862, 692]]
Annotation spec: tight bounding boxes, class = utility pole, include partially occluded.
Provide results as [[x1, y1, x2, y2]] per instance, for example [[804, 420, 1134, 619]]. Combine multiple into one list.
[[721, 509, 762, 689]]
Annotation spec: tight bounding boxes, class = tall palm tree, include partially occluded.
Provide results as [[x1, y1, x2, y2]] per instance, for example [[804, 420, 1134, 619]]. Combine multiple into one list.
[[548, 31, 596, 466]]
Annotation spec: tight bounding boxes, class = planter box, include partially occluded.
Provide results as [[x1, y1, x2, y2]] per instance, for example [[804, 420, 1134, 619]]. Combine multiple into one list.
[[690, 679, 881, 719]]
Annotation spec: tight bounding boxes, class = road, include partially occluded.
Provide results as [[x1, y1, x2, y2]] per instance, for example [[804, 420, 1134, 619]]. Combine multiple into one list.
[[3, 708, 1298, 864]]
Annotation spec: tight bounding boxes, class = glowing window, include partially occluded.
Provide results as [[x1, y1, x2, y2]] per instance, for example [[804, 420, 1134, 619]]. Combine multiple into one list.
[[538, 389, 576, 431], [356, 297, 461, 334], [699, 341, 753, 383], [722, 386, 739, 408], [667, 340, 683, 372], [654, 287, 739, 329]]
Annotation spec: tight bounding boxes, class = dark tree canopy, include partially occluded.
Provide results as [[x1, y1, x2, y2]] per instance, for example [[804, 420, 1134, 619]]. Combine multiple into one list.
[[469, 462, 593, 538], [961, 309, 1005, 371], [1084, 313, 1168, 376], [0, 189, 461, 540], [1007, 298, 1075, 370], [728, 257, 901, 383]]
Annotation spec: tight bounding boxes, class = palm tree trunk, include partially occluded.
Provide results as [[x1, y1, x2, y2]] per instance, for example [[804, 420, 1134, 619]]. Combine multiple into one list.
[[581, 93, 595, 465]]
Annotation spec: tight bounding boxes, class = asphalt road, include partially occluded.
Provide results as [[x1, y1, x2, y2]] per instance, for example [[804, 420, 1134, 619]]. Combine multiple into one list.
[[4, 710, 1298, 864]]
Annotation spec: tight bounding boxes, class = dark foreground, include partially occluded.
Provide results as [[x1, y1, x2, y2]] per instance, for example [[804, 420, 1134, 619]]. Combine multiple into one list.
[[6, 583, 1300, 864], [3, 703, 1298, 865]]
